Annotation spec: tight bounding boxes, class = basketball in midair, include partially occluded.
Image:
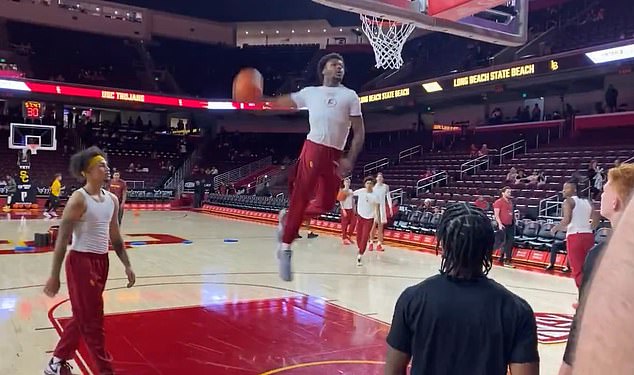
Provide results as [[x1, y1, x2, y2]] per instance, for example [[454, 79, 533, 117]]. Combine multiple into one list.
[[232, 68, 264, 102]]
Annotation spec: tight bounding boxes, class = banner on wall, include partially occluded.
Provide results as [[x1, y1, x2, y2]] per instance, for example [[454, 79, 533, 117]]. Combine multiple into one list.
[[16, 164, 37, 206]]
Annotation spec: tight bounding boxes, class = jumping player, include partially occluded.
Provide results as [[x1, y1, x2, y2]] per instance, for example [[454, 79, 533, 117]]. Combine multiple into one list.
[[354, 176, 379, 266], [107, 171, 128, 224], [43, 146, 136, 375], [269, 52, 365, 281], [339, 177, 356, 245], [369, 172, 392, 251], [385, 203, 540, 375], [551, 179, 599, 289]]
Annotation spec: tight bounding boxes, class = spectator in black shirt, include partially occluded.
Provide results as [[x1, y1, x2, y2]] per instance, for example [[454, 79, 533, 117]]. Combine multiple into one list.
[[560, 163, 634, 375], [385, 202, 539, 375]]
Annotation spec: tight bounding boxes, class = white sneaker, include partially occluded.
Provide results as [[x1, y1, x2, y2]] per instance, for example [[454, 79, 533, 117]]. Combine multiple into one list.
[[44, 358, 73, 375], [357, 254, 362, 266], [43, 212, 51, 218], [50, 212, 58, 218]]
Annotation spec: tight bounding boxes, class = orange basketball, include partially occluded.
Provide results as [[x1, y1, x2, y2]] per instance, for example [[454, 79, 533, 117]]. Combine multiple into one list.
[[232, 68, 264, 102], [337, 190, 347, 201]]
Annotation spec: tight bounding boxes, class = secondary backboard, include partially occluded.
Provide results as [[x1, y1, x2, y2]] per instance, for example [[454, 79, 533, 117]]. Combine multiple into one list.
[[313, 0, 528, 46], [9, 123, 57, 152]]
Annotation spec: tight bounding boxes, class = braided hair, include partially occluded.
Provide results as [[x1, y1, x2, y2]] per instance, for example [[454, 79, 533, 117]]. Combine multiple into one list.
[[436, 202, 495, 279]]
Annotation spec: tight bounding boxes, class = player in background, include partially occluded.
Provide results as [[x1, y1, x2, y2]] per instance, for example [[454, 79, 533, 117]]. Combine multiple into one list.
[[385, 203, 539, 375], [44, 173, 64, 218], [4, 174, 17, 209], [369, 172, 392, 251], [43, 147, 135, 375], [558, 164, 634, 375], [108, 171, 128, 224], [551, 179, 600, 290], [268, 52, 365, 281], [354, 176, 379, 266], [339, 177, 356, 245]]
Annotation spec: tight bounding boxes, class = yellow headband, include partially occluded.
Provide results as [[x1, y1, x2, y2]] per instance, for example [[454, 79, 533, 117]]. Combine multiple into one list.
[[85, 155, 106, 173]]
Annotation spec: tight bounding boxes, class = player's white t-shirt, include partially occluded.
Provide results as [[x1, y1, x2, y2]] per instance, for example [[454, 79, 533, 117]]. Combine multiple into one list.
[[340, 188, 354, 210], [354, 188, 379, 220], [291, 85, 362, 151]]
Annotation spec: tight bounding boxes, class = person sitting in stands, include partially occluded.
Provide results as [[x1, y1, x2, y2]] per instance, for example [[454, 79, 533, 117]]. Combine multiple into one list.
[[192, 164, 200, 175], [515, 169, 529, 184], [474, 195, 489, 210], [126, 163, 135, 173], [527, 171, 546, 187], [478, 144, 490, 156], [420, 198, 434, 212], [505, 167, 518, 183], [470, 144, 479, 157]]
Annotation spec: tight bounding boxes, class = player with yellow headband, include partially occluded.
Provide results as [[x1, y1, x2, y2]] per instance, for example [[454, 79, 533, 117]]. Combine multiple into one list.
[[43, 146, 136, 375]]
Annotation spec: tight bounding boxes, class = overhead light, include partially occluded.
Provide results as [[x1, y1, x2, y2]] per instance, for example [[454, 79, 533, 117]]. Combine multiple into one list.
[[245, 31, 249, 35], [291, 29, 295, 33], [276, 30, 279, 34], [422, 81, 443, 93], [307, 29, 311, 33], [323, 29, 327, 32], [339, 28, 343, 32], [114, 11, 118, 15], [96, 7, 100, 11], [586, 43, 634, 64], [260, 30, 264, 34]]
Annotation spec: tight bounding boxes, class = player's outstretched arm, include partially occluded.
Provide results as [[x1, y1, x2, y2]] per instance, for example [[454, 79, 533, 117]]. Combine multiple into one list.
[[266, 95, 298, 110], [44, 190, 85, 297], [348, 116, 365, 165], [109, 193, 136, 288]]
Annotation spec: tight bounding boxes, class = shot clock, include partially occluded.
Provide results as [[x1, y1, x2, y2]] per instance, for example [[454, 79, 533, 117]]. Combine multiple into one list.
[[22, 100, 45, 120]]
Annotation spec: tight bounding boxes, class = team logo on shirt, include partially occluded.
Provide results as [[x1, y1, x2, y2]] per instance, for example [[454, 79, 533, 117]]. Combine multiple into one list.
[[534, 313, 573, 344], [326, 97, 337, 107]]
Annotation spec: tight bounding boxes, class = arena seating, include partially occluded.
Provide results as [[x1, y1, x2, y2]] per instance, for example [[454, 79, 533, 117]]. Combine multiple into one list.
[[551, 0, 634, 53], [203, 192, 610, 266], [6, 21, 146, 90], [149, 38, 320, 97]]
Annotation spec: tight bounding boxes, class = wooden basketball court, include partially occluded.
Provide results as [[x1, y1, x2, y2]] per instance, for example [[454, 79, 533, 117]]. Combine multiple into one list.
[[0, 210, 576, 374]]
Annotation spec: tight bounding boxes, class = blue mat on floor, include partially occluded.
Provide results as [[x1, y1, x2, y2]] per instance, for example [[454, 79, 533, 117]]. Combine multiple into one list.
[[129, 241, 147, 246], [14, 246, 35, 252], [223, 239, 239, 243]]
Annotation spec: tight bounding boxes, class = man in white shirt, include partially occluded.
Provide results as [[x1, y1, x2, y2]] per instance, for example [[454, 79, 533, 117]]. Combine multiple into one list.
[[354, 176, 379, 266], [339, 177, 356, 245], [271, 53, 365, 281]]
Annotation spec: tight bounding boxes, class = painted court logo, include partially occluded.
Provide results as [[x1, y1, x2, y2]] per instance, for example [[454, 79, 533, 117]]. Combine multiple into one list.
[[535, 313, 573, 344]]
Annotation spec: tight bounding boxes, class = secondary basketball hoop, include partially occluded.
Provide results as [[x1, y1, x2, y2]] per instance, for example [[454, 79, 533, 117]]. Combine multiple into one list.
[[360, 14, 415, 69]]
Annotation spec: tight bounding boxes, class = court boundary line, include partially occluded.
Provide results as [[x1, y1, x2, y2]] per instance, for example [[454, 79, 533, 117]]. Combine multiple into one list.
[[47, 281, 392, 374]]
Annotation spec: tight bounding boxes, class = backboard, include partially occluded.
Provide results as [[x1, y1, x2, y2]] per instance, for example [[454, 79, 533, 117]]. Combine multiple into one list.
[[313, 0, 528, 46], [9, 123, 57, 152]]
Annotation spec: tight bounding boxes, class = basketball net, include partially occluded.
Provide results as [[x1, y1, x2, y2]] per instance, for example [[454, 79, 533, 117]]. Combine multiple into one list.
[[360, 14, 415, 70], [27, 144, 38, 155]]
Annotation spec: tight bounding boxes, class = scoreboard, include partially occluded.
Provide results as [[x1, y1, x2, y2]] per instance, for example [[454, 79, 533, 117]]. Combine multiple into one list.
[[22, 100, 45, 120]]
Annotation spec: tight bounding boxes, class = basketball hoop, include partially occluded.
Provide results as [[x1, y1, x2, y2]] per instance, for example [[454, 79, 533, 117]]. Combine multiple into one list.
[[360, 14, 415, 70]]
